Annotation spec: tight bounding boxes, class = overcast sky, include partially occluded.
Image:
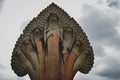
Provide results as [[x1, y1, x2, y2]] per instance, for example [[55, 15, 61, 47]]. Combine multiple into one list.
[[0, 0, 120, 80]]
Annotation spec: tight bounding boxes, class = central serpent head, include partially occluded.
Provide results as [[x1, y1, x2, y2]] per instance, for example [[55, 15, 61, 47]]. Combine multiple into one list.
[[44, 14, 63, 45]]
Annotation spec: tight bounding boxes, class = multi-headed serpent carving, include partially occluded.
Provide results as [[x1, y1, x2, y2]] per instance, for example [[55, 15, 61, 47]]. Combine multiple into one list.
[[11, 3, 94, 80]]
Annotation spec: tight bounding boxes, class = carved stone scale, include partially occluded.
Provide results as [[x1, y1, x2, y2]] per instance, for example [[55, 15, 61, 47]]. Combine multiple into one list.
[[11, 3, 94, 80]]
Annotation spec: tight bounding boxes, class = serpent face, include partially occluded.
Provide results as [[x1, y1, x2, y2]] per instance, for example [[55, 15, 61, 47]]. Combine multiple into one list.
[[44, 14, 63, 45]]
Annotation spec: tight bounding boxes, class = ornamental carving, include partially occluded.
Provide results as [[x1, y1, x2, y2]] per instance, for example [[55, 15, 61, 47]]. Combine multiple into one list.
[[11, 3, 94, 80]]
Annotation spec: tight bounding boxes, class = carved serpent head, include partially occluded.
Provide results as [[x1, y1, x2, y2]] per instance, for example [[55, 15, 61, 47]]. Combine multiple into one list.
[[11, 3, 94, 80]]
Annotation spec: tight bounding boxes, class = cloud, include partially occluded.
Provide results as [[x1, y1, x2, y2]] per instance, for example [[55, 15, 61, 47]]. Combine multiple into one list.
[[80, 4, 120, 50], [20, 20, 30, 33], [0, 64, 6, 69], [0, 64, 29, 80], [107, 0, 120, 9], [0, 71, 29, 80], [96, 57, 120, 80], [79, 3, 120, 80], [93, 44, 105, 57], [0, 0, 4, 11]]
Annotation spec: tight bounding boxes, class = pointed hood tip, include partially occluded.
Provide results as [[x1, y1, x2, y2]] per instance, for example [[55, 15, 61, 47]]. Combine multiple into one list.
[[49, 2, 58, 6], [51, 2, 56, 5], [46, 2, 60, 10]]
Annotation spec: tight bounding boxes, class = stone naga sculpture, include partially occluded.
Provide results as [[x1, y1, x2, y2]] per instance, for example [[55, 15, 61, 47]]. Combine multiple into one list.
[[11, 3, 94, 80]]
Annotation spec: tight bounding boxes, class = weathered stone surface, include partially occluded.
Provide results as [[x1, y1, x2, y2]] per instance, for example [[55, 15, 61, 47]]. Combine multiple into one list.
[[11, 3, 94, 80]]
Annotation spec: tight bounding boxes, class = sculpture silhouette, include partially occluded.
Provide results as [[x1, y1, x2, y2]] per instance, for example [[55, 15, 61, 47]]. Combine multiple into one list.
[[11, 3, 94, 80]]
